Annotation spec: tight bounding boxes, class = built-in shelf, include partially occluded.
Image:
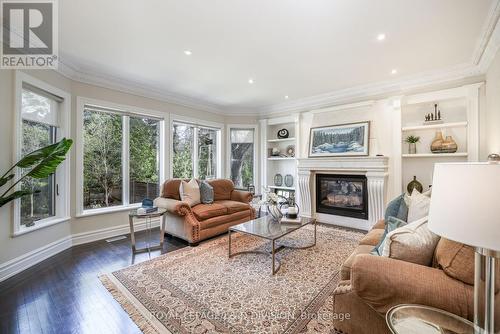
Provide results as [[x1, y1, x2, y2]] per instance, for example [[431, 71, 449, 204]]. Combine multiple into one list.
[[401, 121, 468, 131], [402, 153, 468, 158], [267, 157, 295, 161], [268, 185, 295, 190], [267, 137, 296, 143]]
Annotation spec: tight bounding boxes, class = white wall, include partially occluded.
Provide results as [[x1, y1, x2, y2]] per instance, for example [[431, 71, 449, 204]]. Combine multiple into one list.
[[0, 69, 228, 269], [485, 49, 500, 157]]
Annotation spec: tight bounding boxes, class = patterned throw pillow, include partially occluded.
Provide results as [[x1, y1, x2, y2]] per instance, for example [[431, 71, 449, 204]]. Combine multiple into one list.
[[200, 181, 214, 204], [384, 193, 408, 222], [371, 216, 408, 256]]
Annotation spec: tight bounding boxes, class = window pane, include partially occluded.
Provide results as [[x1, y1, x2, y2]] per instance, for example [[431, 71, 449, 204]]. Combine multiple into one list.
[[20, 120, 56, 226], [129, 117, 160, 203], [83, 110, 123, 209], [230, 129, 254, 188], [172, 123, 194, 178], [198, 128, 217, 180]]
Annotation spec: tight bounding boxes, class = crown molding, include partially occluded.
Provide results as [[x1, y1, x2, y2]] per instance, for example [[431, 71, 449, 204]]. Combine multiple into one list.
[[56, 55, 227, 115], [55, 1, 500, 118]]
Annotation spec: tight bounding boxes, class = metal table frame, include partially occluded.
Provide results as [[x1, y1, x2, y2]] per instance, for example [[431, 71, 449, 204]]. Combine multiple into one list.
[[128, 209, 167, 254], [228, 218, 317, 275]]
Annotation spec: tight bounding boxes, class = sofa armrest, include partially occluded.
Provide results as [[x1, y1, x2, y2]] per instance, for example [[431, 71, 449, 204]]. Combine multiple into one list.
[[351, 254, 473, 319], [231, 190, 253, 203], [154, 197, 192, 216]]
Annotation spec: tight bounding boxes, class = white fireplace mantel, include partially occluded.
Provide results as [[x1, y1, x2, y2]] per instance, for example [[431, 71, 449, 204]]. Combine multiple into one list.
[[296, 156, 389, 231]]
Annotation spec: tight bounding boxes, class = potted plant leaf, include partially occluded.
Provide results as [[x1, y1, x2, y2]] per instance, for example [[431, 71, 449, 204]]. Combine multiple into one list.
[[405, 135, 420, 154], [0, 138, 73, 208]]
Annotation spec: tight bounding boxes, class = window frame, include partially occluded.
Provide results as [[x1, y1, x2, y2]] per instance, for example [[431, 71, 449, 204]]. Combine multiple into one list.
[[169, 114, 223, 180], [13, 72, 71, 237], [226, 124, 259, 191], [75, 97, 167, 217]]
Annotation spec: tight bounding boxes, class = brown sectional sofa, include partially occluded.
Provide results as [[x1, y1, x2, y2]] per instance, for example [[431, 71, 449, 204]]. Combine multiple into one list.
[[154, 179, 254, 246], [332, 219, 500, 334]]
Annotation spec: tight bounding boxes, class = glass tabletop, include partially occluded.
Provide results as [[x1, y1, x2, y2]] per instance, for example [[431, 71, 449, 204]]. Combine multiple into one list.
[[129, 207, 167, 218], [229, 215, 315, 240], [387, 304, 480, 334]]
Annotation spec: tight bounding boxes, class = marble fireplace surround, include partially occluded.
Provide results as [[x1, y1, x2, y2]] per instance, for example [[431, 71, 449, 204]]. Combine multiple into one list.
[[297, 156, 389, 231]]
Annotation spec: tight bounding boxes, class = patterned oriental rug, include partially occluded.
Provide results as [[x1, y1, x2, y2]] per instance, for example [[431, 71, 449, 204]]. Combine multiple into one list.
[[100, 225, 363, 334]]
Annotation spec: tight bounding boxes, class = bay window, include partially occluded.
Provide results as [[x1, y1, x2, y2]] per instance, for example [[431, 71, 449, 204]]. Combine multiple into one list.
[[172, 121, 221, 180], [14, 73, 71, 235], [229, 127, 256, 189], [78, 102, 164, 215]]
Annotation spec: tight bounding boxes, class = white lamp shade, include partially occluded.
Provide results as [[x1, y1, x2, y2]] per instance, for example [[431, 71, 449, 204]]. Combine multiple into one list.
[[428, 162, 500, 251]]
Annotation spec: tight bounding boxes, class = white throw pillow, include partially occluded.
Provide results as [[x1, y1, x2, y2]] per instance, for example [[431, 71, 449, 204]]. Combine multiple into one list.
[[382, 216, 440, 266], [406, 188, 431, 223], [179, 179, 200, 207]]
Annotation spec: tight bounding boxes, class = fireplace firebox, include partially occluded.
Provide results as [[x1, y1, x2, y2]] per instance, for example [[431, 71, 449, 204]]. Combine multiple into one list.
[[315, 174, 368, 220]]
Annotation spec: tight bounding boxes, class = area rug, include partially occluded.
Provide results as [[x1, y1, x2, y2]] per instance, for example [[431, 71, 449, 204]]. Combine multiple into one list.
[[100, 224, 363, 334]]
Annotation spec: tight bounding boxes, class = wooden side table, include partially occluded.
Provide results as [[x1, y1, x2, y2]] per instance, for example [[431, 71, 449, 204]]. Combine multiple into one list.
[[128, 208, 167, 254]]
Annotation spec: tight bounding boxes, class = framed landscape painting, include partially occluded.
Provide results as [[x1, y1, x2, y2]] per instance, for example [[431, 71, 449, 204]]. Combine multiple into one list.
[[309, 121, 370, 157]]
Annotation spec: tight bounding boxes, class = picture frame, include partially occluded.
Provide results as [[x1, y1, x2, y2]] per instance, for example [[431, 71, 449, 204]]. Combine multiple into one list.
[[308, 121, 370, 157]]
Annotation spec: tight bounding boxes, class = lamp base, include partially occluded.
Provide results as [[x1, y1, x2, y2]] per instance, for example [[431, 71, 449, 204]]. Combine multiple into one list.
[[474, 248, 500, 334]]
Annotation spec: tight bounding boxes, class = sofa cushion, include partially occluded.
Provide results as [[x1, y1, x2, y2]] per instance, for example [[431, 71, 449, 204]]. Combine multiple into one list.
[[162, 178, 187, 200], [434, 238, 475, 285], [371, 216, 408, 256], [382, 216, 440, 266], [200, 181, 214, 204], [407, 189, 431, 223], [372, 219, 385, 230], [340, 245, 374, 280], [359, 229, 384, 246], [191, 203, 228, 221], [199, 209, 251, 230], [180, 179, 201, 207], [216, 200, 251, 214], [208, 179, 234, 200]]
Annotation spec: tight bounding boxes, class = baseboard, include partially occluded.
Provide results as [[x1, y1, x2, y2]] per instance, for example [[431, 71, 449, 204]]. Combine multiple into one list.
[[0, 219, 161, 283], [0, 236, 73, 283]]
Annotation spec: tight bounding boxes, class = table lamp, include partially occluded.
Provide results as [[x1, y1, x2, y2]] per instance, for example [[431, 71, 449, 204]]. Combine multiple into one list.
[[428, 158, 500, 334]]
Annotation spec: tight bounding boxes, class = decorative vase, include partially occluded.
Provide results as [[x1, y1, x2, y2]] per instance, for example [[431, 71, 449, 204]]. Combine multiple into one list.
[[408, 143, 417, 154], [266, 204, 283, 220], [441, 136, 458, 153], [431, 131, 444, 153], [407, 176, 423, 194]]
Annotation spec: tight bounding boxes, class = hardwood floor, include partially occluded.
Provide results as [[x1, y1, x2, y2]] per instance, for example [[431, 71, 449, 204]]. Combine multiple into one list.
[[0, 229, 187, 334]]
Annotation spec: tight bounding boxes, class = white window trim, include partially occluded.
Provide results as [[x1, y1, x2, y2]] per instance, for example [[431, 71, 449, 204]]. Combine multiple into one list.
[[169, 114, 224, 179], [12, 71, 71, 237], [226, 124, 259, 191], [75, 97, 167, 217]]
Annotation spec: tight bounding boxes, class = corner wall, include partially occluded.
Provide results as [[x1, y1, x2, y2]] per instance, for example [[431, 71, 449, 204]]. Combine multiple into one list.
[[485, 49, 500, 157]]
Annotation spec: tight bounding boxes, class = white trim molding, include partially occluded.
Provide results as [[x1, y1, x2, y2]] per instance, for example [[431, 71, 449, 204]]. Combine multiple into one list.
[[0, 219, 160, 283]]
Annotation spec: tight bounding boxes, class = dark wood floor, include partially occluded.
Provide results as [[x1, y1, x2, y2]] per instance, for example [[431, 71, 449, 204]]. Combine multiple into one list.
[[0, 229, 188, 334]]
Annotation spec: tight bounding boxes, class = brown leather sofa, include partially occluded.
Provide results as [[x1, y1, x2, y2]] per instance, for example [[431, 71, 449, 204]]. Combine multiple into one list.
[[333, 219, 500, 334], [154, 179, 254, 246]]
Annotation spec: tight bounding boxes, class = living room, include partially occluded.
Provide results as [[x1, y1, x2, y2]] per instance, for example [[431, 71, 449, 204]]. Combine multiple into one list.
[[0, 1, 499, 333]]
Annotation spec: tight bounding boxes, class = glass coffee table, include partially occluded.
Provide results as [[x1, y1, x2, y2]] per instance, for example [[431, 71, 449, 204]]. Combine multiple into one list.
[[386, 304, 480, 334], [228, 216, 317, 275]]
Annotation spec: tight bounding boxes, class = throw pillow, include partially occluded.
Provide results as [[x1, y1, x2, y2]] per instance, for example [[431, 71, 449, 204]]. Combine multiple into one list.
[[384, 193, 408, 222], [199, 181, 214, 204], [382, 216, 440, 266], [371, 216, 407, 256], [179, 178, 201, 207], [407, 188, 431, 223]]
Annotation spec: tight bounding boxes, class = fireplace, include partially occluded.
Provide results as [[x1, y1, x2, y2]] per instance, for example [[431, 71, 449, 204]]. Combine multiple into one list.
[[316, 174, 368, 220]]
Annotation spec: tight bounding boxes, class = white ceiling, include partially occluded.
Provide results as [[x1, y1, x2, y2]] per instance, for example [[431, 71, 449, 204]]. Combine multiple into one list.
[[59, 0, 496, 113]]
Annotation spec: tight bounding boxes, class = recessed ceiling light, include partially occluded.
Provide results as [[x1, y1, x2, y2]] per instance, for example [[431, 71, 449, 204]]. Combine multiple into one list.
[[391, 69, 398, 74], [377, 33, 386, 41], [184, 50, 192, 55], [248, 78, 254, 84], [284, 95, 289, 99]]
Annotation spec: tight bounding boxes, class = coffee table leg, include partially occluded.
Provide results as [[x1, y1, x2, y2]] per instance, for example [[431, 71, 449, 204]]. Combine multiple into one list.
[[314, 219, 317, 246], [228, 230, 232, 258], [129, 216, 136, 253], [272, 239, 276, 275], [159, 215, 166, 249]]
